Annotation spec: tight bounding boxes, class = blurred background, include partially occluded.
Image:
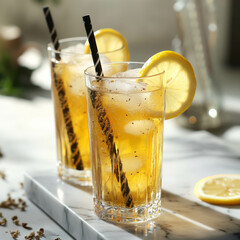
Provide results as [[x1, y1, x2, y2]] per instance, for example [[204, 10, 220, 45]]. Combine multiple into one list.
[[0, 0, 177, 60], [0, 0, 240, 129]]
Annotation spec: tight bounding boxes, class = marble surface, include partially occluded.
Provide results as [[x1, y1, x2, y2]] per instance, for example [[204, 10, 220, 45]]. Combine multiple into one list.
[[0, 94, 240, 240], [24, 131, 240, 240], [0, 95, 74, 239]]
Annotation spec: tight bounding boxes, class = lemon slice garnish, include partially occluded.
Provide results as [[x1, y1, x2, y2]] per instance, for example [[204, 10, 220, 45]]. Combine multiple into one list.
[[194, 174, 240, 205], [138, 51, 196, 119], [84, 28, 130, 62]]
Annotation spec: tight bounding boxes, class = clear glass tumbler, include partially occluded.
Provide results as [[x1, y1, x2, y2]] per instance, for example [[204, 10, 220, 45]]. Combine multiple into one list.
[[48, 37, 129, 186], [85, 62, 165, 222], [173, 0, 222, 130]]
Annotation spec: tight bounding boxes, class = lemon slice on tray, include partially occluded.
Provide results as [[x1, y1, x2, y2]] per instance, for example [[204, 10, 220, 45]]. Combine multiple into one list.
[[138, 51, 196, 120], [84, 28, 130, 62], [194, 174, 240, 205]]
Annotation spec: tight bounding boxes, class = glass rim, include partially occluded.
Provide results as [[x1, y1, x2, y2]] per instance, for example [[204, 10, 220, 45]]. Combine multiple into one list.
[[84, 61, 165, 80], [47, 36, 126, 56]]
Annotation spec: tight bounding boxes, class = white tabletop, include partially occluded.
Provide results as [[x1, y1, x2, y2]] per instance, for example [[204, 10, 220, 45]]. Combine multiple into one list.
[[0, 93, 239, 239]]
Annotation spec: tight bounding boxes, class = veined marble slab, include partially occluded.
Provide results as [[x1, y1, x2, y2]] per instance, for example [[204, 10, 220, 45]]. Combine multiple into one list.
[[24, 131, 240, 240]]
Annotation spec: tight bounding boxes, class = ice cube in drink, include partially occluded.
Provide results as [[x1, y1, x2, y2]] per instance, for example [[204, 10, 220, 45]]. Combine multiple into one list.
[[50, 40, 111, 185], [86, 65, 164, 221]]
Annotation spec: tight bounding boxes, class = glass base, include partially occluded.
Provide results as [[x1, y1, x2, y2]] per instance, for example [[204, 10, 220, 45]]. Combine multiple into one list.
[[94, 198, 161, 223], [58, 165, 92, 186]]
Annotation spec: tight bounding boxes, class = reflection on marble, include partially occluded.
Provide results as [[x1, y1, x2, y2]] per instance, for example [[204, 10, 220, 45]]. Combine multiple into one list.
[[24, 170, 140, 240], [24, 131, 240, 240]]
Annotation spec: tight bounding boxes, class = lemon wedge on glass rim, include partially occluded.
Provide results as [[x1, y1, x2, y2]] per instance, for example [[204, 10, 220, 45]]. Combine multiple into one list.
[[84, 28, 130, 62], [138, 51, 196, 120], [194, 174, 240, 205]]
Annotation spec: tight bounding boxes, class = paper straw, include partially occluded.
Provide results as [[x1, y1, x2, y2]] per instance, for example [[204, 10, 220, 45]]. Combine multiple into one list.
[[83, 15, 134, 208], [43, 6, 83, 170]]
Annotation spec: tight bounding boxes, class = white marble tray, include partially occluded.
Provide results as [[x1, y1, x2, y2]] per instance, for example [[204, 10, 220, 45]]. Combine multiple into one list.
[[24, 132, 240, 240]]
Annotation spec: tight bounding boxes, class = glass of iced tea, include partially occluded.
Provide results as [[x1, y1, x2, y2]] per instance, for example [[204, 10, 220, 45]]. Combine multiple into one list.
[[85, 62, 165, 222], [48, 37, 128, 186]]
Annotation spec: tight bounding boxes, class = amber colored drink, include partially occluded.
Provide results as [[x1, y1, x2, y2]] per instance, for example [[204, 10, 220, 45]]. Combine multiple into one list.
[[85, 62, 165, 222], [48, 38, 92, 185], [48, 37, 129, 186]]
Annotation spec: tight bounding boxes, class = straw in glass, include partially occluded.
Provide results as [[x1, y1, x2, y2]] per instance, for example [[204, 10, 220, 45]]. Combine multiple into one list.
[[43, 6, 83, 170], [83, 15, 134, 208]]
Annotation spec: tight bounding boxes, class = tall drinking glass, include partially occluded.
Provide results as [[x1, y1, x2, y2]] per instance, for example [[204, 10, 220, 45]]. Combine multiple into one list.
[[85, 62, 165, 222], [48, 37, 129, 186]]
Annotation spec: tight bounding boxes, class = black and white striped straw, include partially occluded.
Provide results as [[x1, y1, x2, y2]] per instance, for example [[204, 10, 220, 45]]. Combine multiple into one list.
[[43, 6, 84, 170], [82, 15, 134, 208], [82, 15, 103, 78], [43, 6, 61, 60]]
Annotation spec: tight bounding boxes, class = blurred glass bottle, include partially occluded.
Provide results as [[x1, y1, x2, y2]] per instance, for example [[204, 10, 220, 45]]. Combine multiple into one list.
[[173, 0, 222, 130]]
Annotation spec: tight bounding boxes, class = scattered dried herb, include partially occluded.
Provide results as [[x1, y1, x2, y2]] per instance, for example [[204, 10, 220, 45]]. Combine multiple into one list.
[[10, 230, 20, 239], [22, 227, 45, 239], [22, 222, 32, 230], [24, 231, 36, 240], [12, 216, 20, 226], [0, 194, 27, 210], [37, 228, 44, 237], [0, 170, 6, 180], [0, 168, 51, 239], [0, 218, 7, 226], [33, 228, 44, 239], [12, 216, 18, 221], [29, 232, 35, 237]]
